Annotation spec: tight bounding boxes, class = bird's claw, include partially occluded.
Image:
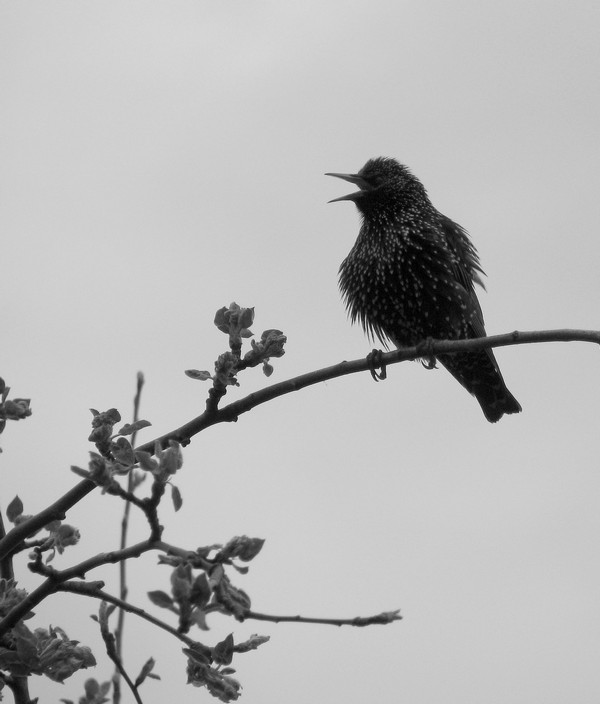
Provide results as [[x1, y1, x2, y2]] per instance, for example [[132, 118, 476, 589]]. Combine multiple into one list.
[[416, 337, 437, 370], [367, 349, 387, 381]]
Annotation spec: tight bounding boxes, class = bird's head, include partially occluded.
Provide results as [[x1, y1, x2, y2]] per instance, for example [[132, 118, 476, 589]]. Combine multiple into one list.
[[326, 157, 423, 215]]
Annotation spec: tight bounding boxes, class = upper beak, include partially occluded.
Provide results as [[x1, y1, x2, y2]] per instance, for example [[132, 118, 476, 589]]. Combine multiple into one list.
[[325, 172, 369, 203]]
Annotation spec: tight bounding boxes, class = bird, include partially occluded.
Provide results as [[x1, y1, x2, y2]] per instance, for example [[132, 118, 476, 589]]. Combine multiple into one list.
[[326, 156, 521, 422]]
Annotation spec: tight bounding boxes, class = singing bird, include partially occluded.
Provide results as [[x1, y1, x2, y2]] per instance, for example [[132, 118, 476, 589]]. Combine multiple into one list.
[[327, 156, 521, 422]]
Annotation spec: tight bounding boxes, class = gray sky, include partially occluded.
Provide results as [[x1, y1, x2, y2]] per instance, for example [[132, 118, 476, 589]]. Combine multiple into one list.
[[2, 2, 600, 702]]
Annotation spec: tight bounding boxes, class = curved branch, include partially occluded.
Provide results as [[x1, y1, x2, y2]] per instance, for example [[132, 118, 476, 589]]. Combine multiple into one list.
[[0, 539, 161, 636], [58, 581, 199, 648], [136, 328, 600, 453], [1, 329, 597, 561]]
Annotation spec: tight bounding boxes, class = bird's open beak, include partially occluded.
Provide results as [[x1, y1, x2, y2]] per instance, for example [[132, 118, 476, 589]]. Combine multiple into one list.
[[325, 172, 369, 203]]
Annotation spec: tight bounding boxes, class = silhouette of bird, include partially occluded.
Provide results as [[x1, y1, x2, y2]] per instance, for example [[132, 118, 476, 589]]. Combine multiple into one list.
[[326, 156, 521, 422]]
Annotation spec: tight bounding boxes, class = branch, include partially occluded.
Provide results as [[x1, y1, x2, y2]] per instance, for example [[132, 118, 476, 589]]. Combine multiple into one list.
[[0, 479, 96, 562], [0, 509, 14, 581], [114, 372, 145, 704], [97, 601, 144, 704], [137, 328, 600, 452], [0, 539, 162, 636], [245, 608, 402, 627], [3, 675, 34, 704], [1, 329, 596, 563], [58, 580, 200, 649]]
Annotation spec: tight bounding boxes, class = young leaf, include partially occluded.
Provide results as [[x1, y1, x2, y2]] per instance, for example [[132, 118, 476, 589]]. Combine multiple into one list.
[[212, 633, 234, 666], [134, 657, 157, 687], [6, 496, 23, 523], [136, 450, 158, 473], [190, 573, 211, 609], [111, 437, 135, 467], [117, 419, 152, 436], [147, 591, 175, 609], [170, 484, 183, 512], [160, 442, 183, 476], [185, 370, 213, 381]]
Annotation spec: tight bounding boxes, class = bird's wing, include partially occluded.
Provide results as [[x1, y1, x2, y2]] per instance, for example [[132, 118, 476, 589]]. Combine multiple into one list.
[[439, 214, 487, 336], [439, 214, 485, 290]]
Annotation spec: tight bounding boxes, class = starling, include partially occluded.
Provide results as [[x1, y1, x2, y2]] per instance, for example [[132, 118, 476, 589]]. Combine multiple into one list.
[[326, 156, 521, 422]]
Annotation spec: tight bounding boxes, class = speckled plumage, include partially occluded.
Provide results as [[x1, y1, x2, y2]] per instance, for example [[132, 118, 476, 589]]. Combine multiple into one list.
[[327, 157, 521, 422]]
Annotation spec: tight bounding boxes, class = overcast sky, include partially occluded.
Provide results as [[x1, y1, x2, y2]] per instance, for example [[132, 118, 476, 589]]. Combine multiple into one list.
[[2, 2, 600, 703]]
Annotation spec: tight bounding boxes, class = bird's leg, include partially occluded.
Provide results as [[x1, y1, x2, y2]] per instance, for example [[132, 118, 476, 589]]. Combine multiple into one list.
[[416, 337, 437, 370], [366, 349, 387, 381]]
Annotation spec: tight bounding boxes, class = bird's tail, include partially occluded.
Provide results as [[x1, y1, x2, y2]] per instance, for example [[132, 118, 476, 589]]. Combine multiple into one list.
[[438, 350, 522, 423]]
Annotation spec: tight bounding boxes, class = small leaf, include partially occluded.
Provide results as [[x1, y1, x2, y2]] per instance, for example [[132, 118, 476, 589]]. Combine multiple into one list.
[[190, 573, 211, 609], [219, 536, 265, 562], [134, 657, 156, 687], [117, 419, 151, 436], [105, 409, 122, 423], [185, 370, 213, 381], [239, 306, 255, 329], [190, 609, 209, 631], [170, 484, 183, 512], [84, 678, 100, 697], [212, 633, 234, 666], [147, 591, 174, 609], [231, 563, 249, 575], [214, 306, 230, 334], [136, 450, 158, 473], [171, 564, 192, 601], [111, 437, 135, 466], [160, 442, 183, 475], [6, 496, 23, 523], [208, 564, 225, 588], [131, 470, 147, 490]]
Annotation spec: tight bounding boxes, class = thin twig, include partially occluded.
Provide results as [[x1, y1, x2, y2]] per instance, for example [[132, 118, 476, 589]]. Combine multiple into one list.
[[98, 602, 143, 704], [115, 372, 145, 704], [0, 511, 13, 580], [245, 609, 402, 627], [58, 580, 202, 650], [0, 539, 162, 636]]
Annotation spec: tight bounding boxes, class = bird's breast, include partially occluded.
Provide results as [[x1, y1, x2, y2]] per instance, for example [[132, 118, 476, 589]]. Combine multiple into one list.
[[339, 221, 465, 345]]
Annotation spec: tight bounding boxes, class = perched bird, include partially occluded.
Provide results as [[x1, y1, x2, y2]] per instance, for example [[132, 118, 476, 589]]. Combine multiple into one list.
[[326, 156, 521, 422]]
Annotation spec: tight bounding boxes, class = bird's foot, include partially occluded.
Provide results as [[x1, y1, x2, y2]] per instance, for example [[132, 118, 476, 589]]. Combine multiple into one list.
[[416, 337, 437, 370], [367, 348, 387, 382]]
